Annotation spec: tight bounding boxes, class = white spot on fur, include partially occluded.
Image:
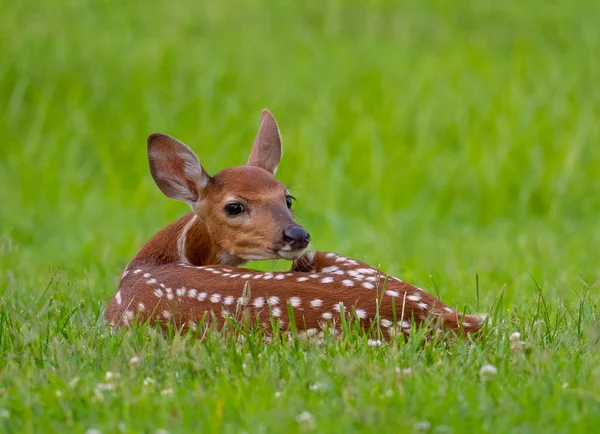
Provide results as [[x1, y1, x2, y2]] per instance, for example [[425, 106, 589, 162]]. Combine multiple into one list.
[[268, 296, 279, 305], [288, 297, 301, 308], [263, 273, 274, 280], [380, 318, 393, 328], [272, 307, 282, 317], [241, 274, 252, 279], [153, 289, 164, 298], [310, 299, 323, 308], [274, 274, 285, 280], [146, 279, 157, 285], [253, 297, 265, 308], [445, 307, 453, 312], [342, 279, 355, 287], [333, 302, 344, 312], [322, 312, 333, 320], [355, 309, 367, 319], [407, 295, 421, 302], [321, 277, 334, 284], [210, 293, 221, 303], [325, 253, 336, 258], [418, 302, 429, 310], [362, 282, 375, 289], [137, 302, 145, 312], [224, 296, 235, 306], [229, 274, 240, 278], [356, 268, 376, 275], [133, 269, 142, 274], [297, 277, 309, 282], [121, 270, 129, 279], [115, 291, 122, 305], [322, 266, 340, 273], [143, 273, 151, 278], [176, 288, 186, 297], [162, 310, 172, 320], [335, 256, 347, 263], [401, 320, 411, 329], [386, 290, 400, 297], [252, 274, 264, 279], [237, 296, 249, 306], [188, 289, 198, 298], [197, 292, 207, 301], [309, 274, 319, 279]]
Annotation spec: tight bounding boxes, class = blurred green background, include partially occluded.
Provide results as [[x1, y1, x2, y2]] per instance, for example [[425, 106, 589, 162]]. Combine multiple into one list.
[[2, 0, 599, 310]]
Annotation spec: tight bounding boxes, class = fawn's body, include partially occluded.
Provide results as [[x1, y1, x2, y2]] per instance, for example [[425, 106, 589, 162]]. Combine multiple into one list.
[[105, 110, 484, 338]]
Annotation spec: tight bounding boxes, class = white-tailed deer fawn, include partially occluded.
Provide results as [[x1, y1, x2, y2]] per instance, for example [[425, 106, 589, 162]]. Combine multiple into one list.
[[105, 110, 485, 339]]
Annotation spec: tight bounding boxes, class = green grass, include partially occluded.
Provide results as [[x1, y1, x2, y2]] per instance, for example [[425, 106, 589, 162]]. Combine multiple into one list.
[[1, 0, 600, 432]]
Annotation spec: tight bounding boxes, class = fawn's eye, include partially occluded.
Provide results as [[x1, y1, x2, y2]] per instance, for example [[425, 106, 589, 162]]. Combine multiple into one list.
[[225, 203, 244, 216], [286, 195, 295, 209]]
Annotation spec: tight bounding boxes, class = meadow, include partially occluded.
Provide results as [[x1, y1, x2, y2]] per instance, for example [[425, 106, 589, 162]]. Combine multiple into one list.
[[1, 0, 600, 432]]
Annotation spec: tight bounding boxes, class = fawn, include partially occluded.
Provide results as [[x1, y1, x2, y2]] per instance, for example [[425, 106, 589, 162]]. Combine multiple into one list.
[[104, 110, 485, 339]]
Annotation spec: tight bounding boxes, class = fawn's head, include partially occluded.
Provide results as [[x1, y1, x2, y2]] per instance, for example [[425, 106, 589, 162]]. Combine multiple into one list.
[[147, 110, 310, 265]]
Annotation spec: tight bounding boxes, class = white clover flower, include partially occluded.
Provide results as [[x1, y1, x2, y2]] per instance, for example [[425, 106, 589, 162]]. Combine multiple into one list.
[[296, 411, 316, 429], [143, 377, 155, 387], [274, 391, 281, 398], [85, 429, 101, 434], [368, 339, 383, 347], [509, 332, 525, 350], [160, 388, 174, 396], [0, 409, 10, 419], [104, 371, 120, 381], [509, 332, 521, 342], [68, 377, 80, 388], [95, 383, 115, 392], [129, 356, 141, 368], [479, 364, 498, 381], [413, 420, 431, 431]]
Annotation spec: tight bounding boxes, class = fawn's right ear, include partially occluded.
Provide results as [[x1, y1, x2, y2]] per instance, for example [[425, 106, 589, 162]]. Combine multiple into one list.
[[147, 133, 211, 204]]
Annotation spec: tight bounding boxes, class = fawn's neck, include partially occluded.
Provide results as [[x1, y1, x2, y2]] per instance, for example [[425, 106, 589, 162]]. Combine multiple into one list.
[[132, 212, 226, 267]]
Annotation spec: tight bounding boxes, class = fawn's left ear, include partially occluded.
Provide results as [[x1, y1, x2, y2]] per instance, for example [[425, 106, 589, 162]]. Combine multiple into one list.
[[147, 133, 211, 205], [247, 109, 282, 174]]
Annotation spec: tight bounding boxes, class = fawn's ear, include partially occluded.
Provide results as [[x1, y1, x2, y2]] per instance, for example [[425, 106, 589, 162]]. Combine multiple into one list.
[[247, 109, 282, 174], [147, 133, 211, 204]]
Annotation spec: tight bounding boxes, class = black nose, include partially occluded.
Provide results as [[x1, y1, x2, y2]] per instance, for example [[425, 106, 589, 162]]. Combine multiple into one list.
[[283, 225, 311, 249]]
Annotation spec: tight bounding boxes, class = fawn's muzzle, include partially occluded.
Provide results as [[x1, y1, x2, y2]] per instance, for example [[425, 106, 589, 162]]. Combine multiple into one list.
[[283, 225, 311, 249]]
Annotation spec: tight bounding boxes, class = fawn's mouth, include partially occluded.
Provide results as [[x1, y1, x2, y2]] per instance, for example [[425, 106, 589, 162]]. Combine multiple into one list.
[[231, 245, 308, 262], [276, 245, 308, 261]]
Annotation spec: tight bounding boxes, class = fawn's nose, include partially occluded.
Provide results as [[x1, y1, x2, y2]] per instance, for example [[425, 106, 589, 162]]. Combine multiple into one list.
[[283, 225, 311, 249]]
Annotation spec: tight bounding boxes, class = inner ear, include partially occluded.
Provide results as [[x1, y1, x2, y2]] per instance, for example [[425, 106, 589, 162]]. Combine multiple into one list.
[[247, 109, 283, 174]]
